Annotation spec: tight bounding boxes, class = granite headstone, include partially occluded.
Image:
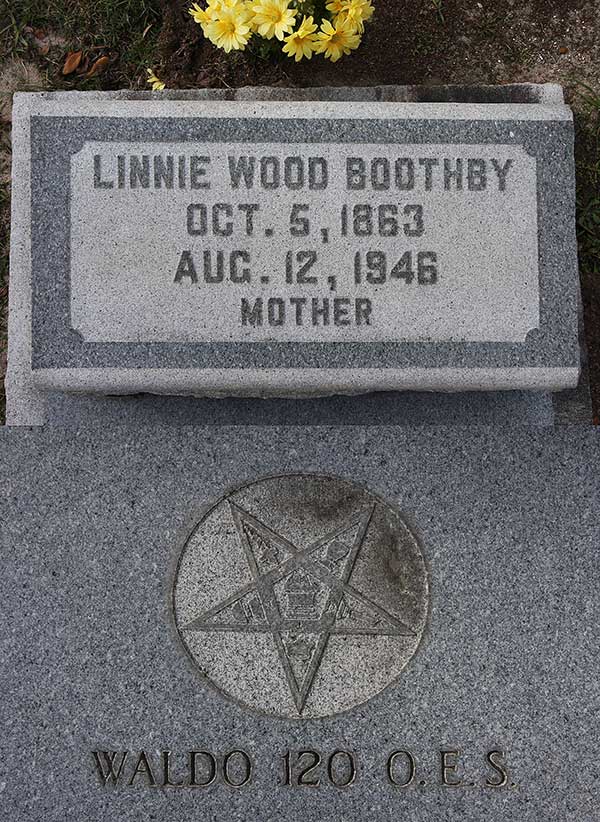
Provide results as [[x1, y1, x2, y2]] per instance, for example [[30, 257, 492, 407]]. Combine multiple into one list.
[[0, 426, 598, 820], [6, 87, 581, 426]]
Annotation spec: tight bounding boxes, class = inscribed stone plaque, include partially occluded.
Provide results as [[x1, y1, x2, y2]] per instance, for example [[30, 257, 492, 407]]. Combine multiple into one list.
[[8, 92, 580, 401], [1, 427, 600, 820], [71, 141, 537, 344]]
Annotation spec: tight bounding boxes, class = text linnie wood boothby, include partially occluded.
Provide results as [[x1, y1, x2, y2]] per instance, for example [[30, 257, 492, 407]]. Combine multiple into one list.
[[91, 151, 515, 330]]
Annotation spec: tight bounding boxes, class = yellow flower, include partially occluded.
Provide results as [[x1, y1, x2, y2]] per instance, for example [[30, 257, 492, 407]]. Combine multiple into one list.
[[214, 0, 248, 10], [282, 15, 318, 61], [325, 0, 346, 13], [146, 69, 165, 91], [189, 0, 245, 29], [205, 5, 252, 51], [251, 0, 296, 40], [189, 2, 213, 25], [334, 0, 374, 32], [315, 17, 360, 61]]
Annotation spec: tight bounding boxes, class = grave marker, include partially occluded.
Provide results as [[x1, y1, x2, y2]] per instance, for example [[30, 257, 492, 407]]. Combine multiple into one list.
[[7, 88, 581, 415], [1, 427, 599, 817]]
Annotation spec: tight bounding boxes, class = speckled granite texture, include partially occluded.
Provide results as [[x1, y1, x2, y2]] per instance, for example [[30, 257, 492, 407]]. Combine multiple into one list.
[[40, 387, 556, 426], [7, 86, 581, 425], [1, 426, 598, 821]]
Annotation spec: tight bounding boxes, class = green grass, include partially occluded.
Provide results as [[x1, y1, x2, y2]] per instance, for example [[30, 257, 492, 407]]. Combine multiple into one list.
[[0, 0, 161, 51], [574, 83, 600, 277], [431, 0, 445, 25], [0, 0, 163, 85]]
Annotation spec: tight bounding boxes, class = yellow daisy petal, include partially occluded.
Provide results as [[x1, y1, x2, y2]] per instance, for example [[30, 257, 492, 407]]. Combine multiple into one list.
[[251, 0, 296, 40], [315, 16, 360, 61], [282, 15, 318, 61]]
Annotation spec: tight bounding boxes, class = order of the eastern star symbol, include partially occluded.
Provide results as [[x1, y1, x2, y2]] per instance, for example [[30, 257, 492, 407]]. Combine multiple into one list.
[[181, 502, 415, 714]]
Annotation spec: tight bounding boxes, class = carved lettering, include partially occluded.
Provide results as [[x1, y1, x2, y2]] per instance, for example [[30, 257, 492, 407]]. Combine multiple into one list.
[[92, 751, 129, 785]]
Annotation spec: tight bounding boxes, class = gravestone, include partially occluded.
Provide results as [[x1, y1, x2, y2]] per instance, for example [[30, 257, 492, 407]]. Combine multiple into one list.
[[1, 426, 599, 820], [2, 81, 597, 822], [6, 86, 581, 426]]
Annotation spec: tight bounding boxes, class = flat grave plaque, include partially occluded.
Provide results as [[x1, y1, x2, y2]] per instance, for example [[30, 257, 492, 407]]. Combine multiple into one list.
[[1, 426, 599, 820], [8, 91, 580, 400]]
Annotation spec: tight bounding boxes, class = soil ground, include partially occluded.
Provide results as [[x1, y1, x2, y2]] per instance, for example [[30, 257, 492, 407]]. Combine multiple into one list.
[[0, 0, 599, 422]]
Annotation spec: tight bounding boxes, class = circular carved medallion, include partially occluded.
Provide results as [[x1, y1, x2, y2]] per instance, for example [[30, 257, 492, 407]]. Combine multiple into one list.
[[172, 474, 428, 719]]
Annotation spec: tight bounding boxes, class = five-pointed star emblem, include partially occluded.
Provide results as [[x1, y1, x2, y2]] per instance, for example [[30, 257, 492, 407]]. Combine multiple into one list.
[[181, 502, 415, 714]]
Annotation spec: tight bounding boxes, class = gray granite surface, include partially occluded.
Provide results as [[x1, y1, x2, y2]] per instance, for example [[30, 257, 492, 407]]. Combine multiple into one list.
[[1, 425, 599, 820], [7, 86, 581, 424], [40, 388, 556, 426]]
